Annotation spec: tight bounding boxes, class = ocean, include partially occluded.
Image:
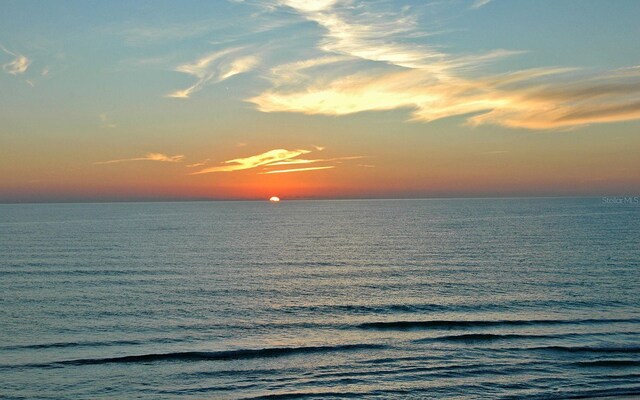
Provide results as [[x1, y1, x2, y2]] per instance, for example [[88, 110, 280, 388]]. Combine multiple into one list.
[[1, 198, 639, 399]]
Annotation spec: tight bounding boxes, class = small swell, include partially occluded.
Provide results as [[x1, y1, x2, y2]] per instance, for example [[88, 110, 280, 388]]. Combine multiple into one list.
[[242, 391, 364, 399], [3, 339, 144, 350], [532, 345, 640, 354], [525, 386, 640, 400], [46, 343, 385, 367], [357, 318, 639, 330], [2, 337, 186, 351], [420, 333, 565, 342], [574, 360, 640, 368]]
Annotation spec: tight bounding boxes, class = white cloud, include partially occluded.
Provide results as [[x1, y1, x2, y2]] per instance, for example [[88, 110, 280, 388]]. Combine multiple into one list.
[[1, 45, 30, 75], [246, 1, 640, 130], [278, 0, 440, 69]]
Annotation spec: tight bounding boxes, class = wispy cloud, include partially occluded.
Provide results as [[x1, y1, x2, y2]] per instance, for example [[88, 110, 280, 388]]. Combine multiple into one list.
[[113, 13, 294, 47], [470, 0, 492, 9], [1, 45, 30, 75], [266, 158, 319, 166], [268, 56, 348, 86], [246, 1, 640, 130], [253, 65, 640, 129], [266, 155, 364, 166], [113, 18, 222, 46], [166, 47, 259, 98], [95, 153, 184, 165], [190, 147, 364, 175], [483, 150, 508, 155], [278, 0, 441, 70], [186, 159, 209, 168], [260, 166, 335, 174], [99, 113, 117, 129], [190, 148, 309, 174]]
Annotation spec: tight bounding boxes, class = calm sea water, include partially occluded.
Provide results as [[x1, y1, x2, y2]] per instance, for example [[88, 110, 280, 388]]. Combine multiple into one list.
[[1, 198, 639, 399]]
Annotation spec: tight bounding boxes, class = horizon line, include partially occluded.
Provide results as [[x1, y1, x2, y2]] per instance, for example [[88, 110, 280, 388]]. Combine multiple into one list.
[[1, 194, 637, 206]]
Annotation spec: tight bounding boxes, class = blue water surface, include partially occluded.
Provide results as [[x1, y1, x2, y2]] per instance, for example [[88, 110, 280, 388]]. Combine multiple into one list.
[[1, 198, 639, 399]]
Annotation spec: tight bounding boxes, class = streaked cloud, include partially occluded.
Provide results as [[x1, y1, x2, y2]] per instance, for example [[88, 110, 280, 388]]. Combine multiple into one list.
[[269, 56, 348, 86], [246, 1, 640, 130], [166, 47, 259, 98], [260, 166, 335, 174], [267, 158, 319, 166], [190, 148, 309, 174], [253, 65, 640, 129], [113, 18, 222, 46], [95, 153, 184, 165], [186, 159, 209, 168], [278, 0, 439, 70], [220, 55, 260, 80], [280, 0, 339, 13], [465, 69, 640, 129], [190, 147, 364, 175], [1, 45, 30, 75], [266, 155, 364, 166], [470, 0, 492, 9]]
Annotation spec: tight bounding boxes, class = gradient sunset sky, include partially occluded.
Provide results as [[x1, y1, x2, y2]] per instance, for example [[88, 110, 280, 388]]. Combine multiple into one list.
[[1, 0, 639, 202]]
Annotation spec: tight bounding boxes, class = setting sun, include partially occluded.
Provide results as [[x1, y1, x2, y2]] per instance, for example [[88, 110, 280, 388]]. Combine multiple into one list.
[[269, 196, 280, 202]]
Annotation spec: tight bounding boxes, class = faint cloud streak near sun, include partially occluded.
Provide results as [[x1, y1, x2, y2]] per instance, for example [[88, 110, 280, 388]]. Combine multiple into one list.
[[95, 153, 185, 165], [190, 147, 364, 175]]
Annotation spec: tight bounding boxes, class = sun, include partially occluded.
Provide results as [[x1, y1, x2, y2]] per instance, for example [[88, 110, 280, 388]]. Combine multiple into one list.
[[269, 196, 280, 202]]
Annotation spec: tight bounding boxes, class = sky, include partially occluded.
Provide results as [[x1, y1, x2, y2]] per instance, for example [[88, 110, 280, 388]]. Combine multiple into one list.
[[1, 0, 639, 202]]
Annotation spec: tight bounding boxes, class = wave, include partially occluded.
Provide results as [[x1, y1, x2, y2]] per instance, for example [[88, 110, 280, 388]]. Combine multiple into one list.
[[524, 386, 640, 400], [242, 391, 364, 399], [357, 318, 640, 330], [573, 360, 640, 367], [241, 387, 416, 400], [277, 299, 631, 316], [280, 303, 452, 315], [531, 345, 640, 354], [18, 343, 385, 368], [417, 332, 568, 343], [1, 337, 182, 351]]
